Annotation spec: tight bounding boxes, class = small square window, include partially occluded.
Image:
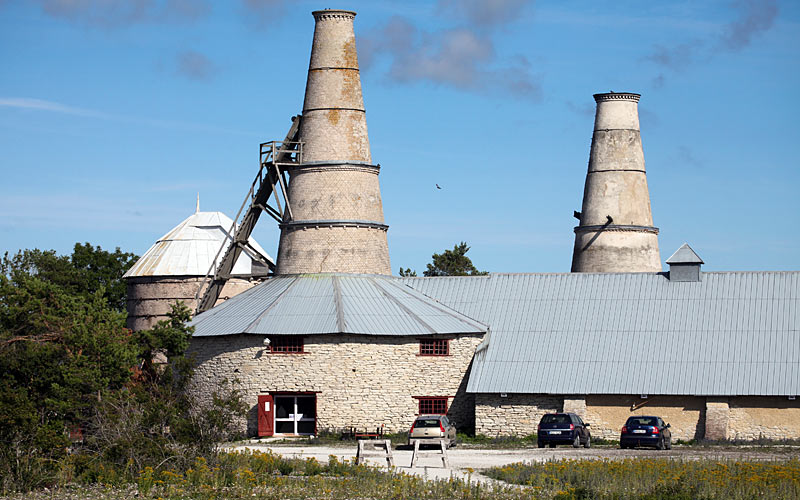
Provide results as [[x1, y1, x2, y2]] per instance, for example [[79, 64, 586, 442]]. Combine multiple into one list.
[[269, 336, 304, 354], [418, 397, 448, 415], [419, 339, 449, 356]]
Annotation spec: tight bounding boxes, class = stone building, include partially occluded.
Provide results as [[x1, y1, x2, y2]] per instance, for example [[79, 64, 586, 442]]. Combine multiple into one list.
[[180, 8, 799, 441], [404, 249, 800, 441], [187, 8, 487, 436], [189, 274, 486, 435]]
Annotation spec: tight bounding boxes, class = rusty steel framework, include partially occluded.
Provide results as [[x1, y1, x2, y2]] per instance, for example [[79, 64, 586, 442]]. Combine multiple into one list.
[[195, 116, 302, 313]]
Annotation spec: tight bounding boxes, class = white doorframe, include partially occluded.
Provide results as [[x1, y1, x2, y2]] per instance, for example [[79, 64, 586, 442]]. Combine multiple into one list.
[[273, 395, 316, 435]]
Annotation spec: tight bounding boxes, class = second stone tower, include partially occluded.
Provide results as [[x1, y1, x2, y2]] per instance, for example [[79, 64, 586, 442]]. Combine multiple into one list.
[[276, 9, 391, 275], [571, 92, 661, 272]]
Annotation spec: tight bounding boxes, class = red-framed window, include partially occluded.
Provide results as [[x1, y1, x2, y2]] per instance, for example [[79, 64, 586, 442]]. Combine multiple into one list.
[[419, 338, 449, 356], [269, 336, 304, 354], [417, 397, 448, 415]]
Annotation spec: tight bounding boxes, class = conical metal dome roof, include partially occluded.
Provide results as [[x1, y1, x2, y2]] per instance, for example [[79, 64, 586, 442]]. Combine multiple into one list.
[[189, 274, 487, 337], [124, 211, 274, 278]]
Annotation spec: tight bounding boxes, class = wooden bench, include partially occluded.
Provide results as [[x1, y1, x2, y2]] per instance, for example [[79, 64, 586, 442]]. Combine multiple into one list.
[[409, 439, 449, 468], [355, 439, 394, 467]]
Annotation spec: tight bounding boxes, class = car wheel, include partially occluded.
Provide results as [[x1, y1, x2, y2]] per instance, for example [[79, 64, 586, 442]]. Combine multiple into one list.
[[572, 434, 581, 448], [538, 441, 545, 448], [584, 435, 591, 449], [666, 437, 672, 450], [656, 437, 664, 450], [620, 443, 627, 449]]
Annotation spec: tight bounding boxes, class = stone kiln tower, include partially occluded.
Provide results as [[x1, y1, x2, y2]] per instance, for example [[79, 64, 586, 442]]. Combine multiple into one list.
[[276, 9, 390, 275], [571, 92, 661, 272]]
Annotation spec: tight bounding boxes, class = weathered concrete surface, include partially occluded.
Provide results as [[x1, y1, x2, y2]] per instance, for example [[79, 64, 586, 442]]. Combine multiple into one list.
[[126, 276, 256, 331], [276, 9, 390, 275], [572, 92, 661, 273], [705, 397, 730, 440], [584, 395, 705, 441]]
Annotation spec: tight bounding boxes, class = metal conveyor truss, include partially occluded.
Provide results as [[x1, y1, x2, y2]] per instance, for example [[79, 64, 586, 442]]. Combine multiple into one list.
[[195, 115, 302, 314]]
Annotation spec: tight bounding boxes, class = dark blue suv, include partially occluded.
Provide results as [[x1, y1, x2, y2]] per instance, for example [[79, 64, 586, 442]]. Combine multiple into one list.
[[537, 413, 591, 448], [620, 415, 672, 450]]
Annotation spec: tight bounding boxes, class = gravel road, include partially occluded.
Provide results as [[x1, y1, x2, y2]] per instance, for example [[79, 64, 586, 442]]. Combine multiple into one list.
[[230, 442, 799, 485]]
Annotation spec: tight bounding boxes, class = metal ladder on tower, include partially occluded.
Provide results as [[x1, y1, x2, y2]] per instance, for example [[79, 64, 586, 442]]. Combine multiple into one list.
[[194, 115, 302, 314]]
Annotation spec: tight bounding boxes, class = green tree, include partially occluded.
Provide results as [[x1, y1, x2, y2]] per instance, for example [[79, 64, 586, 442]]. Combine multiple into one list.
[[423, 242, 488, 277], [0, 244, 246, 492], [398, 267, 417, 277], [0, 270, 139, 490], [1, 243, 138, 312], [88, 302, 246, 471]]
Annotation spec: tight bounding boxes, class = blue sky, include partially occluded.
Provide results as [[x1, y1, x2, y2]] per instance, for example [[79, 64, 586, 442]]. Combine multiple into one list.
[[1, 0, 798, 273]]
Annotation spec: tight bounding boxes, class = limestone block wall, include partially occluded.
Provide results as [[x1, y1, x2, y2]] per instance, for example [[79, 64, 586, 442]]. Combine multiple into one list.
[[475, 394, 799, 441], [188, 333, 483, 436], [126, 276, 257, 331], [276, 225, 390, 275], [475, 394, 561, 436], [728, 397, 800, 440], [301, 10, 370, 164], [704, 397, 730, 440], [286, 166, 384, 222]]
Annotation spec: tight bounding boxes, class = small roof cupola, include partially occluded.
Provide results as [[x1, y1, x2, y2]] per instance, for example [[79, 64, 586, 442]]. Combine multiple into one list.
[[666, 243, 704, 282]]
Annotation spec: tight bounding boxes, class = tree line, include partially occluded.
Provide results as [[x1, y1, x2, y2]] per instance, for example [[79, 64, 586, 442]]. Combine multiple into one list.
[[0, 243, 242, 492]]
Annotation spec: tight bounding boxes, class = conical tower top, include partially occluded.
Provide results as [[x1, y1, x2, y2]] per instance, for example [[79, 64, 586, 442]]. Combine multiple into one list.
[[571, 92, 661, 272], [275, 9, 390, 275]]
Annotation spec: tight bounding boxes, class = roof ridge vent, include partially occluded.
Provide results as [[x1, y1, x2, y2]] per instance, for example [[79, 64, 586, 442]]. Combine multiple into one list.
[[666, 243, 703, 282]]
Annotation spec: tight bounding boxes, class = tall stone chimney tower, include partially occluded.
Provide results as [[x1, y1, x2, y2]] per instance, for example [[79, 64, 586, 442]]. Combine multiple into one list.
[[571, 92, 661, 272], [276, 9, 390, 275]]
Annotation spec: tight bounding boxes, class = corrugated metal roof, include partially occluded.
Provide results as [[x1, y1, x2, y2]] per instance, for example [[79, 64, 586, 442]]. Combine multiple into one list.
[[189, 274, 487, 337], [124, 211, 273, 278], [403, 272, 800, 396]]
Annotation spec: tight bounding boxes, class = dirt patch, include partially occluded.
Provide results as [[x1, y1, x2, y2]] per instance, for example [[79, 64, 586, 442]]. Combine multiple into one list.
[[342, 36, 358, 68], [327, 109, 340, 125]]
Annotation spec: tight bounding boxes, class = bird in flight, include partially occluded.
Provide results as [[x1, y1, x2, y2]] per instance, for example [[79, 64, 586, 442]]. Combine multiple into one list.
[[436, 184, 442, 190]]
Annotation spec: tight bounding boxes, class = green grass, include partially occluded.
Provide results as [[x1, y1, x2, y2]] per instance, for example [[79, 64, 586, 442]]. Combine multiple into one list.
[[257, 429, 410, 447], [3, 450, 800, 499], [455, 432, 621, 448], [485, 457, 800, 499], [0, 450, 528, 500]]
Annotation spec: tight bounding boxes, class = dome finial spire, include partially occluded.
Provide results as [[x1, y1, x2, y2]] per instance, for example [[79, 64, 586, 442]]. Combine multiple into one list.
[[196, 192, 200, 213]]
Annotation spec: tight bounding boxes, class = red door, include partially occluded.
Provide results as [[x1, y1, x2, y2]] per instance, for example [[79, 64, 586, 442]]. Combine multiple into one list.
[[257, 394, 274, 437]]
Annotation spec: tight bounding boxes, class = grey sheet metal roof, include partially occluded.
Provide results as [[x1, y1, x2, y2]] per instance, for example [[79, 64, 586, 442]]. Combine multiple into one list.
[[666, 243, 704, 264], [124, 211, 273, 278], [403, 272, 800, 396], [189, 274, 487, 337]]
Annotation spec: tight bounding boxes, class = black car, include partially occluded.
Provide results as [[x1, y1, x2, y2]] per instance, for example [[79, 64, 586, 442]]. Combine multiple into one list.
[[537, 413, 591, 448], [620, 415, 672, 450]]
